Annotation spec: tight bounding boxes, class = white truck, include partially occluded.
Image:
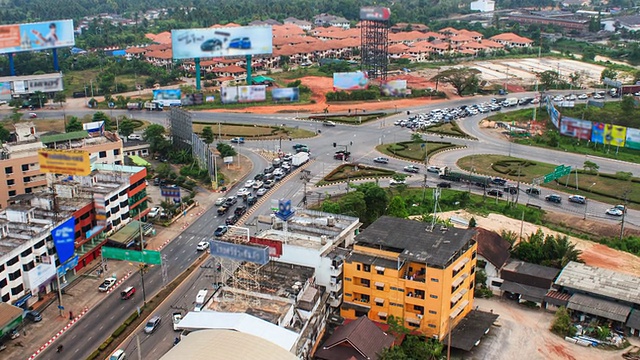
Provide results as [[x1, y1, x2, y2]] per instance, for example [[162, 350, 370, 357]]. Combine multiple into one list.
[[501, 97, 518, 107], [194, 289, 208, 312], [172, 312, 182, 331], [291, 152, 309, 167]]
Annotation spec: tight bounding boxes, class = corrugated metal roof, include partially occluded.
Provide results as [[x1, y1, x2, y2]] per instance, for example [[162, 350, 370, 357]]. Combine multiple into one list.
[[555, 262, 640, 306], [567, 293, 631, 323], [626, 309, 640, 330], [40, 130, 89, 144], [500, 281, 549, 303]]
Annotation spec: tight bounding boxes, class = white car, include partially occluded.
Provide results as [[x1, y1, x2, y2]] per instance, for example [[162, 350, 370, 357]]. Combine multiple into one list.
[[215, 197, 227, 206], [605, 208, 623, 216], [256, 188, 268, 196], [565, 94, 577, 101], [390, 178, 406, 186], [593, 94, 604, 99], [252, 181, 264, 189], [553, 95, 564, 101], [236, 188, 251, 197], [172, 313, 182, 331], [427, 166, 440, 173], [148, 207, 161, 218], [98, 277, 117, 292], [128, 134, 143, 141], [577, 94, 588, 100], [244, 180, 256, 188], [196, 241, 209, 251]]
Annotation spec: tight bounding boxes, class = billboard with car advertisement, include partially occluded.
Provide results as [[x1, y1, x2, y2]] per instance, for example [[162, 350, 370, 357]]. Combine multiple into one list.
[[221, 85, 266, 103], [52, 217, 76, 263], [559, 117, 592, 141], [271, 87, 299, 102], [333, 71, 369, 91], [0, 20, 75, 55], [381, 79, 407, 97], [153, 89, 182, 106], [603, 123, 627, 147], [38, 149, 90, 176], [171, 26, 273, 59], [625, 127, 640, 150]]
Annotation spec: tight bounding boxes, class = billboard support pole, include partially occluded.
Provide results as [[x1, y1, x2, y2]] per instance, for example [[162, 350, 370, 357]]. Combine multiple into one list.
[[52, 48, 59, 71], [8, 54, 15, 76], [246, 55, 252, 85], [195, 58, 201, 91]]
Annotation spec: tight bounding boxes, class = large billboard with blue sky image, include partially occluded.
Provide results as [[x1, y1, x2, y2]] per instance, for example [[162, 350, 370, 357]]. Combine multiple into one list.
[[0, 20, 75, 54]]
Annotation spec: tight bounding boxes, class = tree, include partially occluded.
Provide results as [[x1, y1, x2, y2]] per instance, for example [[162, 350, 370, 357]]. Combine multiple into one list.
[[216, 142, 237, 158], [92, 111, 113, 130], [621, 95, 635, 113], [387, 196, 408, 218], [156, 163, 172, 179], [65, 116, 83, 132], [411, 132, 423, 143], [551, 307, 575, 337], [118, 119, 136, 138], [202, 126, 215, 145], [357, 182, 388, 225], [582, 48, 596, 62], [600, 68, 618, 82], [53, 92, 66, 108], [0, 123, 10, 143], [468, 217, 477, 228], [339, 191, 368, 220], [430, 67, 481, 95], [144, 124, 165, 142], [320, 200, 341, 214], [511, 229, 582, 268], [537, 70, 561, 90], [583, 160, 599, 174]]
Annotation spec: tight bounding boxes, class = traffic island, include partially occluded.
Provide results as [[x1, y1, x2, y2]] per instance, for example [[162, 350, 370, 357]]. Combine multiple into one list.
[[376, 141, 462, 162], [318, 163, 396, 186]]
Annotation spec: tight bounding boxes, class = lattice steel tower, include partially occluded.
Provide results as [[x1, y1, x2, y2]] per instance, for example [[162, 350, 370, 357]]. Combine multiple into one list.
[[360, 7, 391, 80]]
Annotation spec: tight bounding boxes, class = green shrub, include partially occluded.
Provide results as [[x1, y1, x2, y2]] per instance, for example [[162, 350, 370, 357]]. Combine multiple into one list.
[[98, 336, 114, 351], [86, 350, 101, 360], [112, 324, 127, 338]]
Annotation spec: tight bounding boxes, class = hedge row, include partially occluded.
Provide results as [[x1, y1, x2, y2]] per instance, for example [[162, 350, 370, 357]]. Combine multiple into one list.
[[324, 164, 395, 182], [89, 309, 141, 359], [385, 141, 458, 161], [192, 122, 286, 138], [491, 160, 537, 176]]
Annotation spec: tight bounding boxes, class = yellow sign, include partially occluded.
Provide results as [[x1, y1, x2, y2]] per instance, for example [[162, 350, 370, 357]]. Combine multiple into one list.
[[38, 149, 91, 176]]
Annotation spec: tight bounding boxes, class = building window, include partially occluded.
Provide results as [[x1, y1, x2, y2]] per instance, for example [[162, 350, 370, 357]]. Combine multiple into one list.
[[363, 264, 371, 272], [356, 264, 361, 271], [21, 164, 29, 171], [344, 277, 352, 281], [114, 149, 120, 156], [360, 294, 370, 303], [21, 248, 32, 257], [2, 293, 9, 302], [431, 278, 439, 282], [115, 160, 122, 165], [491, 281, 502, 287], [379, 314, 387, 321], [8, 269, 21, 281], [8, 190, 16, 197], [345, 293, 352, 297], [11, 284, 24, 295], [375, 284, 384, 291], [99, 151, 107, 158], [25, 188, 32, 194], [360, 279, 370, 288], [472, 251, 477, 259], [22, 261, 35, 272], [376, 269, 384, 275], [23, 177, 30, 183], [6, 179, 14, 186], [5, 166, 13, 174], [430, 294, 438, 299], [428, 324, 437, 328], [429, 310, 437, 315], [0, 278, 7, 289], [7, 256, 19, 266]]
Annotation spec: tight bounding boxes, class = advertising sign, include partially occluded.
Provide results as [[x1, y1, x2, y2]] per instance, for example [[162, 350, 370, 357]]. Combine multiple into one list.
[[27, 76, 63, 93], [360, 7, 391, 21], [0, 20, 75, 55], [271, 88, 300, 102], [181, 93, 204, 106], [275, 199, 295, 221], [549, 105, 560, 129], [209, 240, 269, 265], [0, 82, 10, 100], [381, 80, 407, 97], [603, 124, 627, 147], [153, 89, 182, 107], [25, 262, 56, 295], [52, 217, 76, 264], [249, 237, 283, 258], [171, 26, 273, 59], [38, 149, 91, 176], [160, 186, 181, 198], [559, 117, 592, 140], [221, 85, 266, 103], [13, 81, 26, 94], [591, 122, 605, 144], [625, 127, 640, 150], [333, 71, 369, 91], [56, 255, 79, 277], [93, 193, 106, 227]]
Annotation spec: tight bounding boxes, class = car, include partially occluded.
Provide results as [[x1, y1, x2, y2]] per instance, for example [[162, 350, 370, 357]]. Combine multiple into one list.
[[234, 205, 247, 216], [578, 94, 589, 100], [254, 173, 264, 181], [230, 137, 245, 144], [144, 316, 162, 334], [196, 241, 209, 251], [128, 134, 143, 141], [334, 151, 350, 160], [256, 188, 268, 196], [263, 172, 274, 180], [244, 179, 256, 188], [120, 286, 136, 300], [225, 214, 239, 225], [281, 163, 291, 172], [427, 166, 440, 174], [225, 196, 238, 206], [553, 95, 564, 102], [252, 180, 264, 189], [323, 120, 336, 127], [593, 94, 604, 99], [148, 207, 161, 218], [274, 172, 285, 181], [214, 225, 228, 237], [98, 277, 117, 292], [488, 189, 504, 197], [217, 206, 229, 215], [568, 195, 586, 204], [492, 178, 507, 186], [272, 158, 282, 167], [229, 37, 251, 49], [201, 38, 223, 52], [215, 197, 227, 206], [504, 186, 518, 195], [264, 166, 275, 174], [605, 208, 623, 216], [614, 204, 627, 213], [24, 310, 42, 322], [292, 143, 307, 150], [389, 178, 406, 186], [246, 195, 257, 206], [565, 94, 577, 101], [29, 112, 37, 118], [283, 153, 293, 161], [403, 165, 420, 173], [236, 188, 251, 197], [437, 182, 452, 188], [545, 194, 562, 203], [172, 313, 182, 331], [264, 179, 276, 188], [525, 188, 540, 196], [373, 157, 389, 164]]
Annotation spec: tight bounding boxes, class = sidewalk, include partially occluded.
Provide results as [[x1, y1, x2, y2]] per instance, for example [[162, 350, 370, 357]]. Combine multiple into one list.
[[8, 190, 221, 360]]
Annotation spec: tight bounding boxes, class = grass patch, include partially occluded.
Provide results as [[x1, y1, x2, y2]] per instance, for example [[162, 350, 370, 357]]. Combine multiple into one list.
[[423, 121, 474, 138], [486, 108, 550, 124], [377, 141, 461, 161], [192, 122, 315, 139], [186, 91, 313, 110], [308, 112, 390, 125], [63, 70, 149, 97], [323, 163, 396, 183], [269, 67, 331, 82], [0, 118, 147, 133]]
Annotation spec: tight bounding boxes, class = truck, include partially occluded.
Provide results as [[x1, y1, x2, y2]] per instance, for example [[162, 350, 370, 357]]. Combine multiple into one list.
[[292, 152, 309, 167], [621, 84, 640, 95], [501, 97, 518, 107], [127, 102, 143, 110], [439, 166, 492, 187], [172, 312, 182, 331], [144, 101, 164, 111]]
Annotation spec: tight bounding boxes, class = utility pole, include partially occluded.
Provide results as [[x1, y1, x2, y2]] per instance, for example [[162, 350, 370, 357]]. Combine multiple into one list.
[[619, 191, 630, 241]]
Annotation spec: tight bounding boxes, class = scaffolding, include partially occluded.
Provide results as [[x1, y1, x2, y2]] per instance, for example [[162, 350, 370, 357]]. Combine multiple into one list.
[[219, 226, 263, 307], [360, 18, 390, 80]]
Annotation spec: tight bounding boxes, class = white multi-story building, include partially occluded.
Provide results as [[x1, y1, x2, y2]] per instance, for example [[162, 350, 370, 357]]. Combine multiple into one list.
[[470, 0, 495, 12]]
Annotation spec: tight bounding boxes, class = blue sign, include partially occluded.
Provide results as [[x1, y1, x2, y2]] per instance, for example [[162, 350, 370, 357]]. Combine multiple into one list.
[[275, 199, 294, 221], [52, 217, 75, 263], [209, 240, 269, 265], [161, 186, 181, 198], [56, 255, 79, 277]]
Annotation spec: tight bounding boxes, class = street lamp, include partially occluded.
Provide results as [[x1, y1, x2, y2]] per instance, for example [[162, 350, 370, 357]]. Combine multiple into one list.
[[584, 182, 596, 220]]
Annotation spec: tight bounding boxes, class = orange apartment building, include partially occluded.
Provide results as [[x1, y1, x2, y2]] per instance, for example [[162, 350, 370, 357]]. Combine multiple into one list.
[[341, 216, 477, 340], [0, 124, 123, 209]]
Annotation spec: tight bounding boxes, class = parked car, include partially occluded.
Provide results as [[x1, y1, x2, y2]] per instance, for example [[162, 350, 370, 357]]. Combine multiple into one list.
[[29, 112, 37, 118], [196, 241, 209, 251], [256, 188, 268, 196], [148, 207, 161, 218], [128, 134, 143, 141], [578, 94, 589, 100], [373, 157, 389, 164], [215, 197, 227, 206], [214, 225, 228, 237], [230, 137, 245, 144], [605, 208, 623, 216], [437, 182, 451, 188], [323, 120, 336, 127], [403, 165, 420, 173], [545, 194, 562, 203], [488, 189, 503, 197], [144, 316, 162, 334], [229, 37, 251, 49], [492, 178, 507, 186], [201, 38, 223, 52], [427, 166, 440, 173], [98, 277, 117, 292], [525, 188, 540, 195], [614, 204, 627, 213], [568, 195, 586, 204], [389, 178, 406, 186], [24, 310, 42, 322]]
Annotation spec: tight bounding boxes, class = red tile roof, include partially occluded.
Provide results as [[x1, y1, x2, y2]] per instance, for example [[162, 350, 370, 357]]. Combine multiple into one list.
[[215, 65, 245, 74], [126, 47, 147, 54], [315, 317, 395, 360], [475, 228, 511, 268], [490, 32, 533, 43]]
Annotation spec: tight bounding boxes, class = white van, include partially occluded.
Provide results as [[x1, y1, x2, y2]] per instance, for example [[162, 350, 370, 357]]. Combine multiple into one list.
[[194, 289, 208, 311], [110, 349, 126, 360]]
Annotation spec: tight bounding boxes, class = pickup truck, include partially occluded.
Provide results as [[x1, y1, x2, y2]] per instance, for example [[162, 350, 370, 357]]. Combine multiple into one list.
[[172, 312, 182, 331]]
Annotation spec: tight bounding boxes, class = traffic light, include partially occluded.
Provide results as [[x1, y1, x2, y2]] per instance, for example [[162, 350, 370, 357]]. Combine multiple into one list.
[[333, 142, 336, 147]]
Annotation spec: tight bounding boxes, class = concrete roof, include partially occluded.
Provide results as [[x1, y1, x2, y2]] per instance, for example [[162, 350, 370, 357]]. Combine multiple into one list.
[[555, 262, 640, 306], [160, 329, 299, 360]]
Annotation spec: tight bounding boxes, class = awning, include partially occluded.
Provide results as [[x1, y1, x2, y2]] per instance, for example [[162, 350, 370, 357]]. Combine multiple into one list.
[[443, 310, 499, 351], [627, 309, 640, 330], [450, 299, 470, 319], [451, 288, 469, 304], [341, 301, 371, 312], [374, 298, 385, 304], [377, 312, 387, 317], [544, 290, 571, 307], [452, 273, 469, 288], [128, 155, 150, 167], [374, 266, 386, 272], [453, 257, 470, 272], [567, 293, 631, 322], [407, 317, 421, 326], [500, 281, 548, 303], [107, 220, 142, 247], [374, 282, 385, 288]]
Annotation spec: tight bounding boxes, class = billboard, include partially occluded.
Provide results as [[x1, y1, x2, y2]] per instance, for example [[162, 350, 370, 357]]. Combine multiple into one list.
[[559, 117, 592, 141], [38, 149, 91, 176], [0, 82, 10, 100], [161, 186, 181, 198], [549, 105, 560, 129], [27, 76, 63, 93], [93, 193, 106, 227], [0, 20, 75, 55], [591, 122, 606, 144], [381, 80, 407, 97], [52, 217, 76, 264], [153, 89, 182, 106], [181, 93, 204, 106], [249, 237, 283, 258], [625, 127, 640, 150], [209, 240, 269, 265], [360, 7, 391, 21], [604, 124, 627, 147], [171, 26, 273, 59], [333, 71, 369, 91], [221, 85, 266, 103], [271, 87, 300, 102], [101, 247, 162, 265]]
